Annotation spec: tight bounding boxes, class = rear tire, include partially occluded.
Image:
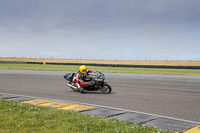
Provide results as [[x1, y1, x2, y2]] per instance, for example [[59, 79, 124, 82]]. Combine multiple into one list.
[[100, 82, 112, 94]]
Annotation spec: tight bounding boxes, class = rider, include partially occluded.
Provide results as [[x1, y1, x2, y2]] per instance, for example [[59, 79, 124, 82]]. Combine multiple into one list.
[[72, 65, 93, 93]]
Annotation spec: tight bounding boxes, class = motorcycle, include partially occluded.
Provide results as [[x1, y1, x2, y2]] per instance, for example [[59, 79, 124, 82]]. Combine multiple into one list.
[[63, 71, 112, 94]]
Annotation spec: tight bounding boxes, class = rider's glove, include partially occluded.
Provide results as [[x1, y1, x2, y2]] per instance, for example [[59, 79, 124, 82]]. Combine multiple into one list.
[[87, 81, 92, 85], [87, 80, 94, 85]]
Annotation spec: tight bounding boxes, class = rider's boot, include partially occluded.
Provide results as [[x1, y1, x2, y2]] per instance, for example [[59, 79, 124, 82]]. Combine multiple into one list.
[[79, 87, 84, 94]]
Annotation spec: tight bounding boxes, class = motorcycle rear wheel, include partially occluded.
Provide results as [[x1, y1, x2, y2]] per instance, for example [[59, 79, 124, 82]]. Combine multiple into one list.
[[100, 82, 112, 94]]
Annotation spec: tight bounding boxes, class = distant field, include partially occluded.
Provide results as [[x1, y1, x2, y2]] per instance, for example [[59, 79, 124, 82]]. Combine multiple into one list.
[[1, 63, 200, 75], [1, 57, 200, 66], [1, 57, 200, 75]]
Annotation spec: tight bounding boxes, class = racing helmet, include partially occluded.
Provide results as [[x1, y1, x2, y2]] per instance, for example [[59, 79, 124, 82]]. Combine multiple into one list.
[[80, 65, 87, 74]]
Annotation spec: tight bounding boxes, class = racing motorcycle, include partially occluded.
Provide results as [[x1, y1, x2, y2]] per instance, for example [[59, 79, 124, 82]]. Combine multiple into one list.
[[63, 71, 112, 94]]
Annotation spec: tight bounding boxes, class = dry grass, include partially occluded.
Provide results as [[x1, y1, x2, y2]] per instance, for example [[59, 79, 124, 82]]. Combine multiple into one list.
[[1, 57, 200, 66]]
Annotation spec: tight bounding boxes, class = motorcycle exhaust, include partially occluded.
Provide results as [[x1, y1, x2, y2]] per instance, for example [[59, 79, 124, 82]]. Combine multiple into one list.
[[67, 83, 77, 89]]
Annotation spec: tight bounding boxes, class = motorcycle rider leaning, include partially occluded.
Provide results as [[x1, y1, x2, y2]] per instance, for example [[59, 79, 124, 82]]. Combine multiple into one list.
[[72, 65, 93, 93]]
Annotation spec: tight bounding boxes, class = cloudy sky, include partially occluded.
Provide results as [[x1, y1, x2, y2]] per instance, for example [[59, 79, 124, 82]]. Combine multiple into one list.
[[0, 0, 200, 60]]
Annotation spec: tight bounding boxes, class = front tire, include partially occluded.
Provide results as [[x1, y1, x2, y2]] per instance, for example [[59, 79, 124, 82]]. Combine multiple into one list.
[[100, 82, 112, 94]]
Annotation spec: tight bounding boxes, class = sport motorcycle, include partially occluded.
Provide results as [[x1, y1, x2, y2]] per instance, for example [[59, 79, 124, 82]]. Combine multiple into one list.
[[64, 71, 112, 94]]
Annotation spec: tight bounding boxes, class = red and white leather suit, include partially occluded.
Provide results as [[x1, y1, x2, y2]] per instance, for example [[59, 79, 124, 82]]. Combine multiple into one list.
[[72, 70, 93, 89]]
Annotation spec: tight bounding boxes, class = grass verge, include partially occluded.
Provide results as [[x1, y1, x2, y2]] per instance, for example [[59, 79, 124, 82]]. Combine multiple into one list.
[[0, 99, 173, 133], [0, 63, 200, 75]]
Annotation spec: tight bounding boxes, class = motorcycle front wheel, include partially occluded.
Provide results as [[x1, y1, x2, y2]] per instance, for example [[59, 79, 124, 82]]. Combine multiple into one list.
[[100, 82, 112, 94]]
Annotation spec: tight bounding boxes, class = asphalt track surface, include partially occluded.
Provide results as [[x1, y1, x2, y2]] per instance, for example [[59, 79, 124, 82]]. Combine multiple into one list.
[[0, 69, 200, 123]]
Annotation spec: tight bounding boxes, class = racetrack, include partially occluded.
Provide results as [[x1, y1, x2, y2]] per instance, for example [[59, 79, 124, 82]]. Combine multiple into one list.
[[0, 69, 200, 122]]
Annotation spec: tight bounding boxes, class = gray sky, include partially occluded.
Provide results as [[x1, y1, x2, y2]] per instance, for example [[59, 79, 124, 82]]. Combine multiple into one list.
[[0, 0, 200, 60]]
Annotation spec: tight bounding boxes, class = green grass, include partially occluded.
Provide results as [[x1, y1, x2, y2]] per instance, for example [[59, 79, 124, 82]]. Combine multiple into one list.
[[0, 63, 200, 75], [0, 99, 173, 133]]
